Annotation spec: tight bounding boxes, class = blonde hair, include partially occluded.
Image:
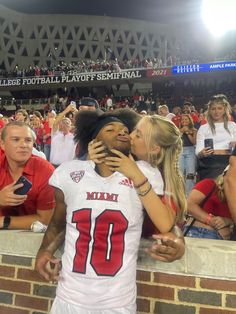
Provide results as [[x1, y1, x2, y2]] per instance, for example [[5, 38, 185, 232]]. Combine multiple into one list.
[[140, 115, 187, 222], [215, 174, 225, 202], [206, 95, 232, 135], [215, 166, 229, 202]]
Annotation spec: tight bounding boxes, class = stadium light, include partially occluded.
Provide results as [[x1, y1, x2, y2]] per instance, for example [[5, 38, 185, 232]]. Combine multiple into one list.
[[201, 0, 236, 37]]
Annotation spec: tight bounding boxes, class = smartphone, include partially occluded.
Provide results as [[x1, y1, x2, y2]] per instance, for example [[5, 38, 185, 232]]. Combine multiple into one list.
[[14, 176, 32, 195], [204, 138, 214, 150]]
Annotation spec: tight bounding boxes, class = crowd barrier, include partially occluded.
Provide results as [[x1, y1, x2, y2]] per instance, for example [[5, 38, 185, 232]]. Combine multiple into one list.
[[0, 231, 235, 313]]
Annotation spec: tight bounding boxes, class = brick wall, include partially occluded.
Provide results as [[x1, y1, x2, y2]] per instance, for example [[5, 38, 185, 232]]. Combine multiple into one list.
[[0, 232, 236, 313], [136, 270, 236, 314], [1, 253, 236, 314], [0, 254, 56, 314]]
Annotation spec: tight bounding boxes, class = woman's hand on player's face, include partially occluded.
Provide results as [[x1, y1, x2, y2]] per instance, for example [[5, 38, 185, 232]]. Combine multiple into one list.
[[105, 149, 141, 180], [87, 140, 107, 164]]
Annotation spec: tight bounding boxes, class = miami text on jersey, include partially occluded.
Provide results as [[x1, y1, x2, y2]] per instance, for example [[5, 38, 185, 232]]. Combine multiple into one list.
[[86, 191, 119, 202]]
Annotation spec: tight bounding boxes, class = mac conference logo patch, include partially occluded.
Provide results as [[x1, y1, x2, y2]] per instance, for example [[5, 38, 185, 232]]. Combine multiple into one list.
[[70, 170, 85, 183]]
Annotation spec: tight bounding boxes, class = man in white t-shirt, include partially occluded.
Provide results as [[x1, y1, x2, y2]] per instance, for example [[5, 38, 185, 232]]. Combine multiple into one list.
[[158, 104, 175, 120], [106, 95, 113, 111], [35, 112, 185, 314], [50, 104, 77, 167]]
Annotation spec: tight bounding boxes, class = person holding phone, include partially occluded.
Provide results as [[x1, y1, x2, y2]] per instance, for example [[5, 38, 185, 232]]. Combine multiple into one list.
[[0, 121, 55, 230], [195, 94, 236, 180]]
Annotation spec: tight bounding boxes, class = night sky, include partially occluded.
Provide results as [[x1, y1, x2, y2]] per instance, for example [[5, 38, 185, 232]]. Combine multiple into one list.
[[0, 0, 201, 24]]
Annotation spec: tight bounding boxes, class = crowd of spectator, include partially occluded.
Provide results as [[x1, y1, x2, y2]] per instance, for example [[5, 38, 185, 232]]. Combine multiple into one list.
[[1, 83, 236, 242], [0, 91, 236, 253], [1, 48, 236, 79], [1, 15, 236, 313], [0, 57, 162, 78]]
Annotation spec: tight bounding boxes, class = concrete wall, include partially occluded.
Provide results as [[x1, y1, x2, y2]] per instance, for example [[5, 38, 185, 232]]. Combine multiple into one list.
[[0, 231, 236, 313]]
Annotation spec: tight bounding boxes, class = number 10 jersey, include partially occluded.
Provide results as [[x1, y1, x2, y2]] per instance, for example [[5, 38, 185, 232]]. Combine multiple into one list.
[[49, 160, 164, 310]]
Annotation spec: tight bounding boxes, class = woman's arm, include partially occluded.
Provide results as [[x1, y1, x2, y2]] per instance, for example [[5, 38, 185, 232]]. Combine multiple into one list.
[[188, 184, 233, 234], [105, 149, 175, 233], [187, 189, 213, 224]]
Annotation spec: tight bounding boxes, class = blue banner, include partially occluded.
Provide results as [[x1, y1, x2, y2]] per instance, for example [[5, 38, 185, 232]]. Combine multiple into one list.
[[172, 61, 236, 75]]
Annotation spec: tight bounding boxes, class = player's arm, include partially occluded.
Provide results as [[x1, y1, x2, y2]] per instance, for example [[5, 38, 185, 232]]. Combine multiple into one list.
[[35, 187, 66, 281]]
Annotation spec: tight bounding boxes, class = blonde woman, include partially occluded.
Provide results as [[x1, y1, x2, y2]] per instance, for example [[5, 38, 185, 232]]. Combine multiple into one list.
[[89, 114, 186, 234], [196, 94, 236, 180]]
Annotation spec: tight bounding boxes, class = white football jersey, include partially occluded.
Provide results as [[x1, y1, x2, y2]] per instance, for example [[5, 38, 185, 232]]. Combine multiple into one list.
[[49, 160, 163, 310]]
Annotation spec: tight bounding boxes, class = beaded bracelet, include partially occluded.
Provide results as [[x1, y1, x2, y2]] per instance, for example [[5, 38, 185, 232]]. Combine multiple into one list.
[[137, 183, 152, 197], [134, 177, 148, 189]]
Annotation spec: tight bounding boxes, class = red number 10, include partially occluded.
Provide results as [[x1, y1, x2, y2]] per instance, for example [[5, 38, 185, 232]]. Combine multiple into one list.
[[72, 209, 128, 276]]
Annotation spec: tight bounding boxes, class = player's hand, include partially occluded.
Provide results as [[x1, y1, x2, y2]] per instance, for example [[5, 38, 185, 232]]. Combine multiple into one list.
[[87, 140, 107, 164], [35, 250, 61, 282], [105, 149, 141, 180], [0, 182, 27, 206], [146, 232, 185, 263]]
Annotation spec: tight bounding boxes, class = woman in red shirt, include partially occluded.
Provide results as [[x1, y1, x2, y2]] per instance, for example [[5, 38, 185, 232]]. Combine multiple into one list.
[[184, 169, 234, 240]]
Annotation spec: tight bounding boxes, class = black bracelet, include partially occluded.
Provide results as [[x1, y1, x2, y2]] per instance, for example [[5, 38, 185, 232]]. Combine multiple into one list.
[[137, 183, 152, 197], [2, 216, 11, 230]]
